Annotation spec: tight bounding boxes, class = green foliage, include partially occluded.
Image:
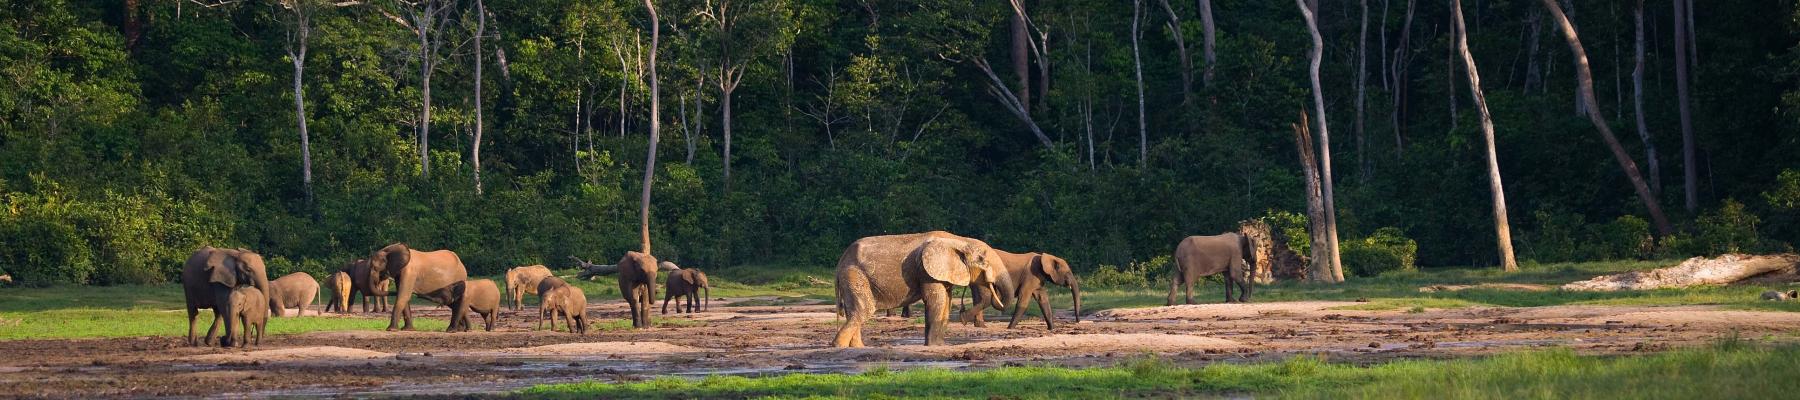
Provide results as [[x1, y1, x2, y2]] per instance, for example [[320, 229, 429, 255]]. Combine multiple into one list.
[[1084, 256, 1168, 289], [1523, 212, 1657, 263], [1260, 210, 1312, 257], [1685, 199, 1764, 255], [1340, 227, 1418, 278]]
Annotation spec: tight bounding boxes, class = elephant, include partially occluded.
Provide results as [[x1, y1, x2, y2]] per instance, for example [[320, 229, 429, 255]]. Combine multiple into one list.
[[504, 265, 554, 310], [616, 251, 659, 329], [536, 276, 570, 330], [1168, 233, 1257, 305], [181, 247, 270, 347], [1763, 290, 1798, 301], [959, 250, 1082, 330], [346, 259, 391, 313], [833, 231, 1007, 348], [573, 255, 679, 280], [268, 272, 320, 317], [448, 279, 501, 332], [541, 285, 589, 334], [323, 271, 352, 313], [662, 268, 710, 314], [228, 286, 269, 347], [365, 243, 470, 331], [0, 274, 11, 284]]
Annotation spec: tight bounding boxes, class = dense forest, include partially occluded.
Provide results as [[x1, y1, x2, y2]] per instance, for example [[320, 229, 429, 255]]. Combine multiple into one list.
[[2, 0, 1797, 286]]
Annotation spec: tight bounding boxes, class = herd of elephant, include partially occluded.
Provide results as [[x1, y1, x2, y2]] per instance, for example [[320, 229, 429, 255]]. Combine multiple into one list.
[[179, 244, 714, 348], [176, 230, 1257, 350]]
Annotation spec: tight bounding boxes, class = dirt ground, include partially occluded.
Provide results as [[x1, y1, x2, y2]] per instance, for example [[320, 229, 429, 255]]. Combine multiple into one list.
[[3, 297, 1798, 398]]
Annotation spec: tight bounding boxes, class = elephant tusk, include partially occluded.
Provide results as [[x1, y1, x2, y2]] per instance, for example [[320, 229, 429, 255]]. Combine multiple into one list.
[[987, 283, 1005, 309]]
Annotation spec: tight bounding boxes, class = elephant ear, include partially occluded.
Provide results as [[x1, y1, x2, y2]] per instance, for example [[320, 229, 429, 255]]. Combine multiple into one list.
[[1037, 255, 1069, 286], [678, 270, 698, 286], [919, 238, 972, 286], [207, 250, 239, 287], [382, 244, 411, 277]]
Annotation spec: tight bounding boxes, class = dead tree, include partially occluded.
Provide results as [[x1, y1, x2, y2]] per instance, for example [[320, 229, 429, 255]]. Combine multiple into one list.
[[1296, 0, 1343, 282], [473, 0, 487, 195], [1452, 0, 1518, 271], [1537, 0, 1674, 236], [1292, 110, 1333, 283]]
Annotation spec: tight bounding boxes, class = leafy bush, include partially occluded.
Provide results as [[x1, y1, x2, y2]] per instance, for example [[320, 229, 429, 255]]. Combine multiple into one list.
[[1259, 210, 1311, 257], [1523, 212, 1656, 262], [1691, 199, 1763, 255], [0, 217, 95, 287], [1340, 227, 1417, 278], [1085, 256, 1168, 289], [1593, 216, 1655, 260]]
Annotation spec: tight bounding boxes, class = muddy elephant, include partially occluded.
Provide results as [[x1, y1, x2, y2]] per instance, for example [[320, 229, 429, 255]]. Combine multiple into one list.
[[505, 265, 554, 310], [541, 285, 589, 334], [182, 247, 270, 347], [536, 276, 570, 330], [346, 259, 391, 313], [228, 286, 270, 347], [616, 252, 659, 329], [662, 268, 710, 314], [268, 272, 320, 317], [448, 279, 501, 332], [833, 231, 1007, 348], [960, 250, 1082, 330], [366, 243, 470, 331], [323, 271, 351, 313], [1168, 233, 1257, 305]]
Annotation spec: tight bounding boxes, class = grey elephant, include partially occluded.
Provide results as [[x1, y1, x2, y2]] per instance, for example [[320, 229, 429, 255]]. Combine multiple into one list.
[[448, 279, 501, 332], [662, 268, 710, 314], [346, 259, 391, 313], [1168, 233, 1257, 305], [268, 272, 319, 317], [833, 231, 1007, 348], [228, 286, 269, 347], [616, 252, 660, 329], [504, 265, 554, 310], [366, 243, 470, 331], [181, 247, 270, 347], [960, 250, 1082, 329]]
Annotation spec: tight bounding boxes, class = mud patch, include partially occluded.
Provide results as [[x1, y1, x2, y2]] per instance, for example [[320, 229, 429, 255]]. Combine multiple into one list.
[[922, 333, 1242, 354], [496, 341, 704, 356], [180, 346, 394, 363], [1092, 301, 1367, 320]]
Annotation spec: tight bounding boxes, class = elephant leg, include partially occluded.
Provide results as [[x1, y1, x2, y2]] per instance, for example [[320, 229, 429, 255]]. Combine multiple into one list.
[[1167, 277, 1180, 307], [1184, 280, 1195, 305], [1035, 289, 1055, 330], [626, 290, 642, 328], [832, 272, 873, 348], [1008, 280, 1043, 330], [204, 310, 221, 346], [922, 283, 951, 346], [901, 303, 912, 319], [687, 293, 698, 313], [662, 290, 673, 315], [1237, 275, 1253, 303], [959, 286, 987, 327], [186, 308, 200, 346], [1224, 275, 1235, 303]]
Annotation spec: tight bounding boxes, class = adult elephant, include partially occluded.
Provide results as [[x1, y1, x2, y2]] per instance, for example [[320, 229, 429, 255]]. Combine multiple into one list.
[[616, 251, 658, 329], [960, 250, 1082, 330], [267, 272, 319, 317], [346, 259, 390, 313], [366, 243, 469, 331], [833, 231, 1007, 348], [181, 247, 270, 347], [504, 265, 554, 310], [1168, 233, 1257, 305]]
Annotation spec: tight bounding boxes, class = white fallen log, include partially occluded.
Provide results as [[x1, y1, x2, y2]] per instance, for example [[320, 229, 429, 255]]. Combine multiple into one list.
[[1561, 254, 1800, 292]]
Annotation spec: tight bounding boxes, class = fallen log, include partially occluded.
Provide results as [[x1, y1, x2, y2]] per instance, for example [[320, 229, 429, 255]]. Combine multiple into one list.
[[1561, 254, 1800, 292]]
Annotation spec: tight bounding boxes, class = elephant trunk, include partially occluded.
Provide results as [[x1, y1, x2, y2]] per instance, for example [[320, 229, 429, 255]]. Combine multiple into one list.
[[214, 288, 236, 348], [1070, 281, 1082, 323]]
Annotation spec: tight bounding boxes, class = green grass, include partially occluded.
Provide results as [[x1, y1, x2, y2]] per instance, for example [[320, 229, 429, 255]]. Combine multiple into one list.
[[523, 342, 1800, 399], [0, 308, 445, 340]]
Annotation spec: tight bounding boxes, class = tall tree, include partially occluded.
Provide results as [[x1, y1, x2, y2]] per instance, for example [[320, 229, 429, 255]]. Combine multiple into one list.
[[1452, 0, 1517, 271], [1390, 0, 1415, 154], [694, 0, 795, 193], [1132, 0, 1148, 168], [1011, 0, 1031, 111], [1292, 110, 1331, 282], [280, 0, 318, 211], [1537, 0, 1675, 236], [641, 0, 662, 255], [1633, 0, 1661, 195], [1673, 0, 1697, 211], [1196, 0, 1216, 87], [472, 0, 487, 195], [1296, 0, 1342, 282], [1355, 0, 1368, 180], [380, 0, 454, 179], [1156, 0, 1193, 106]]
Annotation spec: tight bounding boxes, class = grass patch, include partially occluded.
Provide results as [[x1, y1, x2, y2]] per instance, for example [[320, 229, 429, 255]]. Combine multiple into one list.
[[523, 343, 1800, 399], [0, 309, 443, 340]]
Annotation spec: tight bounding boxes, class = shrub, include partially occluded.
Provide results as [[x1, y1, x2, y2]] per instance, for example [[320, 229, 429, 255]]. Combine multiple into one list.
[[1259, 210, 1311, 257], [1086, 256, 1168, 289], [0, 217, 96, 286], [1340, 227, 1417, 278], [1691, 199, 1763, 255], [1593, 215, 1654, 260]]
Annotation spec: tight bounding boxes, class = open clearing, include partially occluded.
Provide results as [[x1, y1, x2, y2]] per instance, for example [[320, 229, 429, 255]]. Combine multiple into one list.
[[1, 295, 1796, 398]]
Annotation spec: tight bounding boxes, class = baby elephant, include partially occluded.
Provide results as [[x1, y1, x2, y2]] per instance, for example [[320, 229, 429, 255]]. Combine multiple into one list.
[[323, 271, 352, 313], [542, 285, 589, 334], [229, 286, 270, 347], [1762, 290, 1799, 301], [662, 268, 710, 314], [450, 279, 501, 332]]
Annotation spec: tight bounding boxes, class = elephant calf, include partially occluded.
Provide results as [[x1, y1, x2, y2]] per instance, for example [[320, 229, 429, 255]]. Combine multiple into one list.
[[541, 285, 589, 334], [536, 276, 570, 331], [662, 268, 710, 314], [268, 272, 320, 317], [450, 279, 501, 332], [229, 286, 269, 347], [323, 271, 352, 313]]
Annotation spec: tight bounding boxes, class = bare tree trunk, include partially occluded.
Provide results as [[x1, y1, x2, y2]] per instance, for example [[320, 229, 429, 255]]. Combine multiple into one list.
[[1447, 4, 1458, 134], [1132, 0, 1148, 168], [1391, 0, 1415, 154], [1292, 110, 1329, 283], [1452, 0, 1517, 271], [641, 0, 661, 255], [1538, 0, 1674, 236], [1297, 0, 1343, 282], [1633, 0, 1660, 195], [287, 3, 314, 212], [1012, 1, 1031, 113], [1379, 0, 1390, 91], [971, 58, 1054, 149], [1157, 0, 1192, 106], [1673, 0, 1697, 212], [473, 0, 486, 195], [722, 85, 735, 192], [1564, 0, 1586, 115], [1525, 7, 1542, 92], [1197, 0, 1216, 87], [1356, 0, 1368, 181]]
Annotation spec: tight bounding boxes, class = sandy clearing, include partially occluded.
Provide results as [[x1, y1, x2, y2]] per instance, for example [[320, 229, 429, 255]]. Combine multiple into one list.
[[179, 346, 394, 363], [914, 333, 1243, 354], [494, 341, 704, 356], [1559, 310, 1800, 330], [1092, 301, 1371, 320]]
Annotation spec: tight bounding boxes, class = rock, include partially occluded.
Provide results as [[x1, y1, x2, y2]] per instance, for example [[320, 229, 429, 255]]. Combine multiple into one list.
[[1561, 254, 1800, 292]]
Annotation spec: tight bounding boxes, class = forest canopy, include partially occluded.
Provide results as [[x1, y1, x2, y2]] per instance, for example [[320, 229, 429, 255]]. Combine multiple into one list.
[[1, 0, 1796, 286]]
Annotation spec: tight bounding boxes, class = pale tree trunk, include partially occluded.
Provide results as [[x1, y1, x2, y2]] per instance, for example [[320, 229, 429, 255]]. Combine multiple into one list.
[[1446, 4, 1457, 134], [1379, 0, 1389, 91], [410, 0, 447, 179], [1292, 110, 1330, 282], [1012, 1, 1030, 112], [1452, 0, 1517, 271], [473, 0, 486, 195], [1157, 0, 1192, 106], [971, 58, 1053, 149], [640, 0, 661, 255], [1673, 0, 1697, 212], [1524, 7, 1542, 91], [1633, 0, 1660, 195], [1197, 0, 1216, 87], [1296, 0, 1343, 282], [1132, 0, 1147, 168], [721, 82, 737, 193], [285, 2, 314, 212], [1538, 0, 1675, 236], [1391, 0, 1415, 154], [1355, 0, 1368, 181], [1564, 0, 1585, 115]]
